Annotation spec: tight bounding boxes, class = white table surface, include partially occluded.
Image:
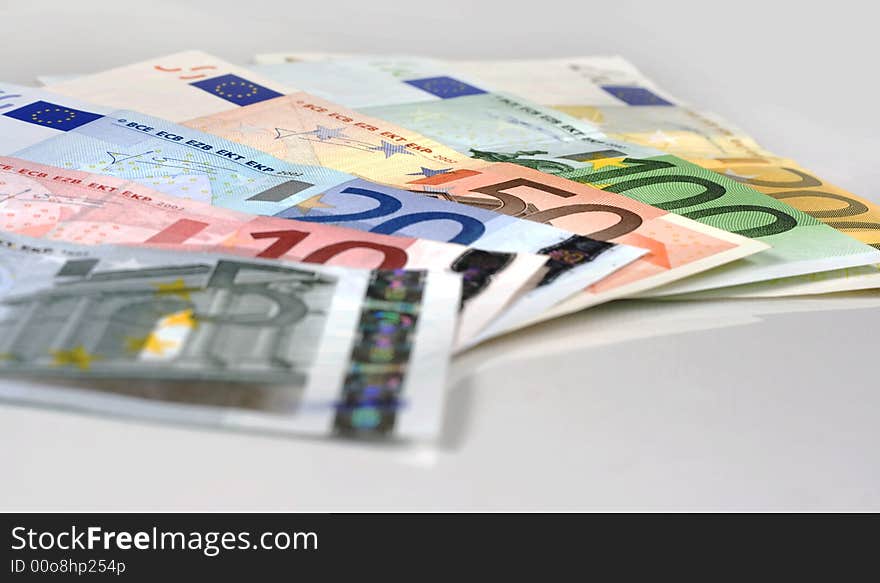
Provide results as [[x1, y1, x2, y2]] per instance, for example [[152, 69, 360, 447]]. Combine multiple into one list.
[[1, 0, 878, 511]]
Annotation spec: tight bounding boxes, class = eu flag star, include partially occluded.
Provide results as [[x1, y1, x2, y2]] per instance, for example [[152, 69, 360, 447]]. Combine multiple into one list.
[[370, 141, 414, 159], [190, 74, 284, 107]]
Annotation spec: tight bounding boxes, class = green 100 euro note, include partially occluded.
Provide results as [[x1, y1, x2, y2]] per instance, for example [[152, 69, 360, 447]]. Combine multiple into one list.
[[0, 232, 461, 439], [401, 55, 880, 298]]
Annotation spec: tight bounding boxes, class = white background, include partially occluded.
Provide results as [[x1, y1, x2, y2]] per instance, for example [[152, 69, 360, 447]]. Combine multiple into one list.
[[1, 0, 878, 510]]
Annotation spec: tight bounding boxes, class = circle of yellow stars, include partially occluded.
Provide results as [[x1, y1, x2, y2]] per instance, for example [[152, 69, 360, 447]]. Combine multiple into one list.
[[215, 80, 258, 100], [32, 107, 77, 125]]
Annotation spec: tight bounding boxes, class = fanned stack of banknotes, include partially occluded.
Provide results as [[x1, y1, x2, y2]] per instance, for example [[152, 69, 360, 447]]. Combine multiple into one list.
[[0, 51, 876, 440]]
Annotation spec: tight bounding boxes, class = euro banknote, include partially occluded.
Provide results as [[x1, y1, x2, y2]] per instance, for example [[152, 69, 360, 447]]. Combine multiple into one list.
[[421, 55, 880, 298], [44, 52, 765, 322], [0, 231, 461, 439], [250, 53, 678, 108], [0, 156, 556, 347], [248, 55, 880, 297], [0, 85, 646, 343]]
